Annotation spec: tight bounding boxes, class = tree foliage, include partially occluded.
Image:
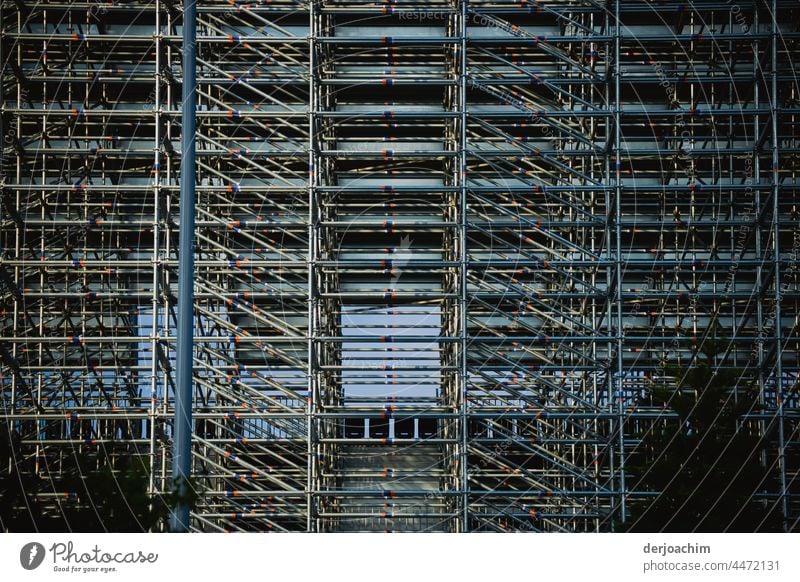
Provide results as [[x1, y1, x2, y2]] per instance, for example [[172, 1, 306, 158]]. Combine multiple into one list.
[[0, 428, 194, 532], [623, 331, 784, 532]]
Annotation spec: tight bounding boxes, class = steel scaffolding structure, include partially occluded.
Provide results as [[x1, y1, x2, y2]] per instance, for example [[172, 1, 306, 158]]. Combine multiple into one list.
[[2, 0, 799, 532]]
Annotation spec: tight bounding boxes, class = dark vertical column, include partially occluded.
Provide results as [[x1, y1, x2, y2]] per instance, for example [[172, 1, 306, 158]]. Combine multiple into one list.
[[171, 0, 197, 533]]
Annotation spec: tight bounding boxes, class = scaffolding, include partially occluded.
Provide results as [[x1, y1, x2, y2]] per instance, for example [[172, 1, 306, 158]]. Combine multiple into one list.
[[1, 0, 799, 532]]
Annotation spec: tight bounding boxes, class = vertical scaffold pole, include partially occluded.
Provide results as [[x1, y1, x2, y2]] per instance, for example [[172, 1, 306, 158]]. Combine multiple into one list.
[[613, 0, 627, 526], [771, 0, 789, 531], [458, 0, 469, 534]]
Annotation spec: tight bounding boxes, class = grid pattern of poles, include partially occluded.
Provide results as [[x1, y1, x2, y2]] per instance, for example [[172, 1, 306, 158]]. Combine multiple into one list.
[[2, 0, 799, 532]]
